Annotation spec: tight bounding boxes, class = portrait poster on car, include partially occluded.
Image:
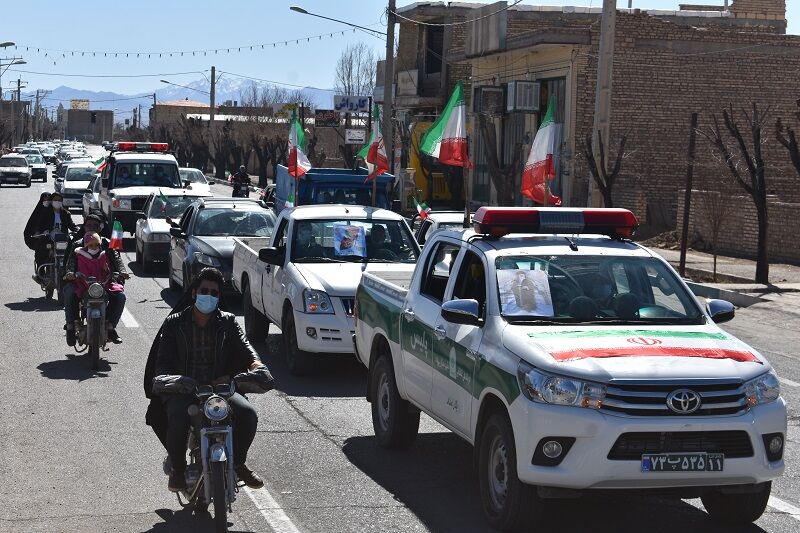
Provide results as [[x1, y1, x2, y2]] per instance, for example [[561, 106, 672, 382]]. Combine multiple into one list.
[[333, 224, 367, 257], [497, 269, 554, 316]]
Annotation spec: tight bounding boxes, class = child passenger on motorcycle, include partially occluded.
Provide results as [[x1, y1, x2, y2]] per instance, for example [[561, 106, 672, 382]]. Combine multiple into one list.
[[64, 232, 127, 345]]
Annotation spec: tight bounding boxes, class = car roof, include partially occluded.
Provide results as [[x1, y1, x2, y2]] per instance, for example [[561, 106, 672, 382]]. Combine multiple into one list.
[[112, 152, 178, 163], [288, 204, 405, 221], [179, 167, 203, 172], [0, 154, 26, 160], [192, 197, 270, 210]]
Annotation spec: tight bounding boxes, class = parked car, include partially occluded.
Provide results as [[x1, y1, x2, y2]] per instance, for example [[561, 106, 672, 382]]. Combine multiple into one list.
[[0, 154, 32, 187], [134, 189, 213, 271], [168, 197, 276, 293], [179, 167, 212, 195]]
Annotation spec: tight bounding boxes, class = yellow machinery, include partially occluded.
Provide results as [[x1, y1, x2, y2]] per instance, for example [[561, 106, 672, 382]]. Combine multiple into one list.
[[409, 121, 455, 204]]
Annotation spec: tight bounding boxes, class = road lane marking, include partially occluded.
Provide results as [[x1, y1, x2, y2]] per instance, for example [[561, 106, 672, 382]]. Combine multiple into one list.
[[779, 376, 800, 388], [120, 307, 140, 328], [243, 486, 301, 533], [769, 495, 800, 522]]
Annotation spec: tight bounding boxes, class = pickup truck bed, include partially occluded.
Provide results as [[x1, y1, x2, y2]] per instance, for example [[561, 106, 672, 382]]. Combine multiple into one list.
[[232, 236, 270, 294]]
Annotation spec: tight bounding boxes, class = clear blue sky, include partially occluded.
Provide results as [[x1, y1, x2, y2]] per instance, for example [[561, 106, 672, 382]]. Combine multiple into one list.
[[1, 1, 796, 95]]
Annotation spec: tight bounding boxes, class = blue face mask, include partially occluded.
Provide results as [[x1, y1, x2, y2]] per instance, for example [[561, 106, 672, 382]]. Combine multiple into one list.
[[195, 294, 219, 314]]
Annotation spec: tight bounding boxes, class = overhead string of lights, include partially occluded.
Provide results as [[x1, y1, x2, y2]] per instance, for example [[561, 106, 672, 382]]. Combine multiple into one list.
[[14, 26, 382, 60]]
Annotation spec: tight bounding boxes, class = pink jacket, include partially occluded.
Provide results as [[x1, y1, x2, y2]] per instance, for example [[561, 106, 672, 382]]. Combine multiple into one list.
[[74, 248, 124, 298]]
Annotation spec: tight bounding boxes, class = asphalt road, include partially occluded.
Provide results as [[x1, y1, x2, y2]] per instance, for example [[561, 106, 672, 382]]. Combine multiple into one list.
[[1, 147, 798, 533]]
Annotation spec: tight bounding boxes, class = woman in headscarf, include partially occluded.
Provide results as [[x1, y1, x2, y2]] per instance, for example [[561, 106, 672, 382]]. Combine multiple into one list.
[[24, 192, 51, 250]]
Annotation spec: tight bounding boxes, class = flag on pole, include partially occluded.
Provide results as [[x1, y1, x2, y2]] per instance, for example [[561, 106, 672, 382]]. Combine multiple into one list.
[[285, 192, 295, 209], [158, 189, 170, 214], [520, 95, 562, 206], [287, 109, 312, 178], [419, 80, 472, 168], [95, 156, 108, 172], [109, 220, 124, 250], [413, 198, 431, 220], [92, 156, 105, 166], [363, 103, 388, 181]]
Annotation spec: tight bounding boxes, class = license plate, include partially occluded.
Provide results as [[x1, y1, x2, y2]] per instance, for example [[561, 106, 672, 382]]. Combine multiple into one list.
[[642, 453, 724, 472], [55, 242, 68, 250]]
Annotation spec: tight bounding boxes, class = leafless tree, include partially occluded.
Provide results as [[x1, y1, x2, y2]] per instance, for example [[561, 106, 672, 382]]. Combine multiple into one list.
[[477, 114, 523, 205], [582, 130, 628, 208], [696, 165, 736, 281], [776, 98, 800, 179], [334, 42, 376, 171], [700, 103, 771, 284]]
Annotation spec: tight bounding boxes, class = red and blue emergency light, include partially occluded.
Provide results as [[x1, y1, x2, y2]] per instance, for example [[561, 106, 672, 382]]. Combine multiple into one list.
[[472, 207, 638, 239], [114, 141, 169, 152]]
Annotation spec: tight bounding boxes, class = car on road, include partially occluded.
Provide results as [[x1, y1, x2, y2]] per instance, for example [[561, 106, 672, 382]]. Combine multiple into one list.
[[354, 206, 787, 530], [0, 154, 32, 187], [82, 175, 102, 217], [412, 210, 472, 246], [168, 197, 276, 293], [235, 204, 420, 374], [179, 167, 212, 195], [24, 153, 48, 182], [134, 189, 213, 270], [56, 164, 97, 211]]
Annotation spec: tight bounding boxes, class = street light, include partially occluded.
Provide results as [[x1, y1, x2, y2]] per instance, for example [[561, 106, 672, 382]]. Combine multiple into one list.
[[289, 5, 386, 35], [0, 58, 26, 100], [0, 42, 14, 48]]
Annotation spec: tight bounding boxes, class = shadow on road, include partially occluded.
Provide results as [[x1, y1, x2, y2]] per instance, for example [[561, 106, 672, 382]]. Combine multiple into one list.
[[145, 507, 252, 533], [36, 354, 116, 381], [342, 434, 768, 533], [5, 297, 62, 313]]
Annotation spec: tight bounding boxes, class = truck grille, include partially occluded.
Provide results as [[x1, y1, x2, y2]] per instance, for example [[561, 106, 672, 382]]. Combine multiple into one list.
[[601, 380, 748, 417], [340, 298, 355, 316], [608, 431, 754, 460]]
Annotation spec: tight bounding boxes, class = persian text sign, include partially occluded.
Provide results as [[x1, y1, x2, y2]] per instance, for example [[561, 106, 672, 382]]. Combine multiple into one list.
[[334, 95, 370, 113]]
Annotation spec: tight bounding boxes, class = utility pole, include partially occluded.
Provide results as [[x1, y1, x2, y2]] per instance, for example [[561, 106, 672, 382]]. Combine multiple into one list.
[[210, 65, 216, 125], [589, 0, 617, 207], [138, 104, 142, 130], [383, 0, 396, 176], [152, 93, 157, 131]]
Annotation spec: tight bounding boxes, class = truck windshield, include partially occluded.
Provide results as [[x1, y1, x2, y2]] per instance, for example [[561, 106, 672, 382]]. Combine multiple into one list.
[[292, 219, 418, 263], [194, 208, 275, 237], [113, 163, 181, 188], [65, 167, 96, 181], [495, 255, 704, 325], [312, 187, 374, 206]]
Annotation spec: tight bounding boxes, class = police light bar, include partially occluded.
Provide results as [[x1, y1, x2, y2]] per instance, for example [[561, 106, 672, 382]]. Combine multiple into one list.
[[114, 141, 169, 152], [472, 207, 638, 239]]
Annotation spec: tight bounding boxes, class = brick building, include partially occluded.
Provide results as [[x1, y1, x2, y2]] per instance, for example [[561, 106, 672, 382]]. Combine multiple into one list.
[[392, 0, 798, 235], [64, 109, 113, 142]]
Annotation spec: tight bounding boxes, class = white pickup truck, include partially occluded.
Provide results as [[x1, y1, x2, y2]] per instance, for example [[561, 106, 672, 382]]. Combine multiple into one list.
[[233, 204, 421, 374], [353, 207, 786, 531]]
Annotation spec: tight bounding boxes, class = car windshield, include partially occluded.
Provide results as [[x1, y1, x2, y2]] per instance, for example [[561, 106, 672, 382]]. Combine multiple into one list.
[[42, 147, 55, 155], [291, 218, 418, 263], [312, 187, 374, 206], [179, 169, 207, 184], [495, 255, 704, 325], [194, 208, 275, 237], [1, 158, 27, 168], [113, 163, 181, 188], [65, 167, 96, 181], [148, 196, 197, 219], [25, 155, 44, 164]]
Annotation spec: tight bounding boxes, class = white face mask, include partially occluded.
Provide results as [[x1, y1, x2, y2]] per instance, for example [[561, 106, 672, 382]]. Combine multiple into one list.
[[42, 201, 51, 207], [52, 201, 63, 210]]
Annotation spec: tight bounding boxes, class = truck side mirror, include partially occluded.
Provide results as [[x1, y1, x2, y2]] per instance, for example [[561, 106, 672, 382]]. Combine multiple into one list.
[[441, 299, 482, 327], [258, 247, 284, 266], [706, 299, 735, 324]]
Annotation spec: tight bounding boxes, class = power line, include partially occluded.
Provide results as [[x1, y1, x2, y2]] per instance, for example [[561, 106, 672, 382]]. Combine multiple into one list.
[[5, 68, 206, 78], [218, 71, 331, 92], [390, 0, 523, 26]]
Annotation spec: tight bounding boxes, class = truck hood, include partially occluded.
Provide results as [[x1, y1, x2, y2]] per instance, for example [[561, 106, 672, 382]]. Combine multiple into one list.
[[294, 262, 415, 296], [146, 219, 171, 234], [502, 324, 768, 382]]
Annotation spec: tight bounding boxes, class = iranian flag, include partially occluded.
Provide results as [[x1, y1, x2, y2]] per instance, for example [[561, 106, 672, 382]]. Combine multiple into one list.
[[521, 95, 562, 206], [361, 103, 388, 181], [413, 198, 431, 219], [158, 189, 170, 214], [287, 110, 311, 178], [109, 220, 124, 251], [419, 80, 471, 168], [94, 156, 108, 172], [285, 191, 295, 209]]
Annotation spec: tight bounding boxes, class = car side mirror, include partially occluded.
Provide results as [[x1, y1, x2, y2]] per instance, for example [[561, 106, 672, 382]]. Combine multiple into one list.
[[706, 299, 735, 324], [136, 212, 147, 220], [169, 227, 185, 238], [258, 247, 284, 266], [101, 178, 109, 188], [441, 298, 482, 326]]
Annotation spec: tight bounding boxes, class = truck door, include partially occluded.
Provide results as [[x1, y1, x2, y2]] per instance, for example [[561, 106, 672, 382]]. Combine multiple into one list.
[[263, 218, 289, 323], [430, 249, 484, 435], [401, 240, 460, 411]]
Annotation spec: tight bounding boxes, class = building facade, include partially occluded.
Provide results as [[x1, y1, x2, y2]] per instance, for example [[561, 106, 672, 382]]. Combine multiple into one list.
[[64, 109, 113, 142]]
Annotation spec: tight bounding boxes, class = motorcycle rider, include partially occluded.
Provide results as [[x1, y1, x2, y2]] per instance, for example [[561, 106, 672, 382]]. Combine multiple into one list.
[[31, 192, 77, 284], [153, 267, 270, 492], [64, 232, 127, 345], [24, 192, 51, 251], [62, 214, 128, 347], [231, 165, 251, 197]]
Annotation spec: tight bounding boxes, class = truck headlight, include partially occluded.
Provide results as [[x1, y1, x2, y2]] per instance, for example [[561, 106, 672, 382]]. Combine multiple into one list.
[[204, 396, 230, 421], [194, 252, 222, 267], [517, 361, 606, 409], [744, 370, 780, 406], [303, 289, 334, 314]]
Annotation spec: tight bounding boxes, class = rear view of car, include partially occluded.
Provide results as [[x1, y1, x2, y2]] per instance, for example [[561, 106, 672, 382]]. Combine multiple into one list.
[[0, 155, 32, 187]]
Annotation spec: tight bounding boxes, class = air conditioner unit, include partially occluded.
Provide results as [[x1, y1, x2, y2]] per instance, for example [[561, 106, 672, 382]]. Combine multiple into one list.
[[473, 86, 504, 115], [506, 81, 540, 113]]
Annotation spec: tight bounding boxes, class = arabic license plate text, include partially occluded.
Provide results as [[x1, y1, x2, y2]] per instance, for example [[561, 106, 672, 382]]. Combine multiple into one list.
[[642, 453, 724, 472]]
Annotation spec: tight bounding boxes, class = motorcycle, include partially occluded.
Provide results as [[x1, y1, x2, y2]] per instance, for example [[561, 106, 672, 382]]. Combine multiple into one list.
[[153, 370, 273, 532], [229, 175, 251, 198], [71, 272, 119, 370], [32, 231, 70, 302]]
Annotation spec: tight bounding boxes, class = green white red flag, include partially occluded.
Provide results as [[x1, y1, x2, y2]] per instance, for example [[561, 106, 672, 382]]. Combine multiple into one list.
[[285, 191, 295, 209], [413, 198, 431, 219], [109, 220, 124, 250], [94, 156, 107, 172], [360, 103, 388, 181], [419, 80, 471, 168], [287, 110, 311, 178], [521, 95, 562, 206]]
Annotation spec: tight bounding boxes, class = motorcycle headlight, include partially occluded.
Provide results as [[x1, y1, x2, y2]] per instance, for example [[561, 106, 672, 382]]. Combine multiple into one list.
[[744, 370, 781, 406], [517, 361, 606, 409], [204, 396, 230, 421], [303, 289, 334, 314], [87, 282, 105, 299], [195, 252, 222, 267]]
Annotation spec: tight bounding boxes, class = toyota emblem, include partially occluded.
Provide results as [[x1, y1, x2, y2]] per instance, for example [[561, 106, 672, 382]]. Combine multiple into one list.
[[666, 389, 702, 414]]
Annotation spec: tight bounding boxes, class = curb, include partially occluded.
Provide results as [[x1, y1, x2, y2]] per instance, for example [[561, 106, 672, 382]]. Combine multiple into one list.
[[683, 266, 753, 284], [685, 281, 765, 308]]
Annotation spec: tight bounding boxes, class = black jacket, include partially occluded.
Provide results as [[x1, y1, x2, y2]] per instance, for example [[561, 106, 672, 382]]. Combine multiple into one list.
[[152, 306, 262, 393], [24, 201, 47, 250], [232, 170, 251, 185], [35, 208, 77, 235]]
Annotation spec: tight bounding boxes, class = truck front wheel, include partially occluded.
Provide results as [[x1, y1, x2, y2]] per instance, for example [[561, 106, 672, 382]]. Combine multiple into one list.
[[370, 355, 419, 449], [243, 286, 268, 342], [478, 412, 542, 531], [701, 481, 771, 525], [282, 312, 313, 375]]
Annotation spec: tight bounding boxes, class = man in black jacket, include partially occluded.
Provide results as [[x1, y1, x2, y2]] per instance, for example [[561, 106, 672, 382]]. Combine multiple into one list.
[[231, 165, 251, 197], [154, 267, 270, 492]]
